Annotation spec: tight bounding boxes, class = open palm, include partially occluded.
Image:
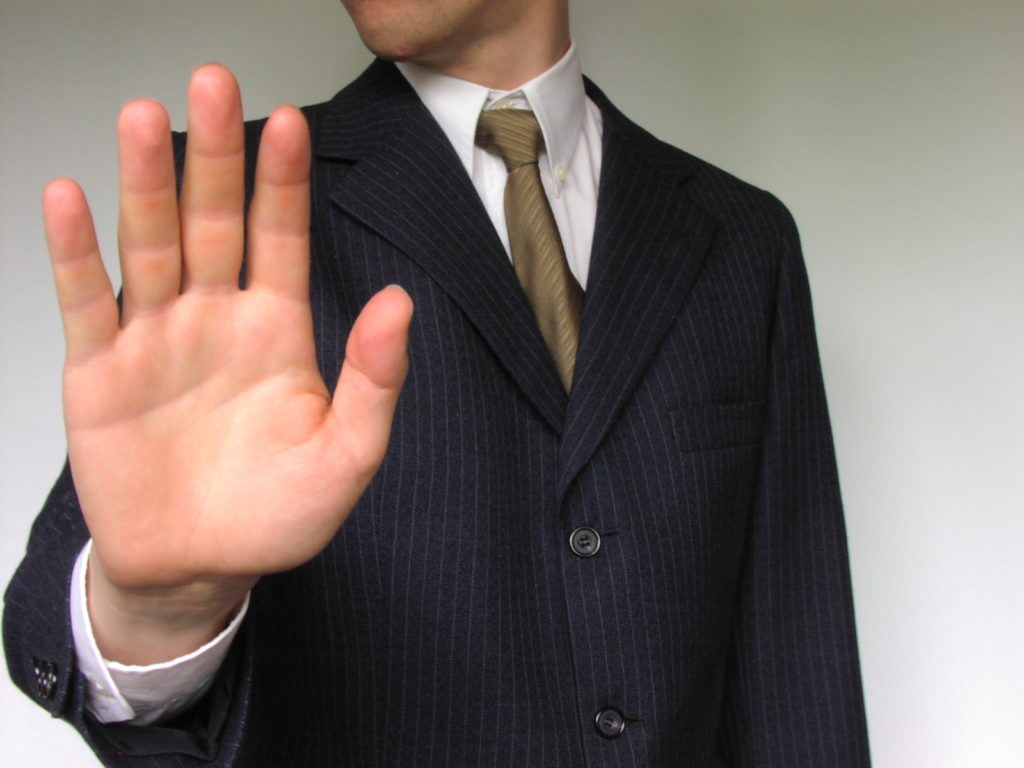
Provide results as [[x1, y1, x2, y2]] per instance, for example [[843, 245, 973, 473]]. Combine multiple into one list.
[[44, 65, 412, 660]]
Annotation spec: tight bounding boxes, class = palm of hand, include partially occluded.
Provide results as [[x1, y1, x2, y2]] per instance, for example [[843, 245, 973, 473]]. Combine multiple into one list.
[[45, 65, 412, 597]]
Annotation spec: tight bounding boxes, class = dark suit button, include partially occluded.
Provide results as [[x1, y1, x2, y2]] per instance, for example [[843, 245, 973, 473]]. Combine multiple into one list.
[[569, 527, 601, 558], [31, 657, 58, 700], [594, 707, 626, 739]]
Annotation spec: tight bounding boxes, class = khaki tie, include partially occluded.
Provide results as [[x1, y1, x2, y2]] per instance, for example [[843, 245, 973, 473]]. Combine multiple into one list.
[[476, 109, 583, 392]]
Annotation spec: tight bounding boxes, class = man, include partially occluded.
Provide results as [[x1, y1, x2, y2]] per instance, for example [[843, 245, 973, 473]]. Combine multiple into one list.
[[4, 0, 871, 765]]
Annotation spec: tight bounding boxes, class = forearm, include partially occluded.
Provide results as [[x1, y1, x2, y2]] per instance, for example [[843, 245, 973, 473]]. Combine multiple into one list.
[[86, 546, 250, 667], [4, 463, 252, 764], [72, 541, 248, 725]]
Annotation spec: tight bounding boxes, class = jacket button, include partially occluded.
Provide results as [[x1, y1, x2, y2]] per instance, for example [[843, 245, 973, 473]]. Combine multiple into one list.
[[594, 707, 626, 739], [31, 657, 58, 700], [569, 527, 601, 558]]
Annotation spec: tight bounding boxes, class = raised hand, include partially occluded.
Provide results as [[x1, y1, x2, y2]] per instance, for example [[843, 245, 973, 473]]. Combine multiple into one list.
[[44, 65, 412, 664]]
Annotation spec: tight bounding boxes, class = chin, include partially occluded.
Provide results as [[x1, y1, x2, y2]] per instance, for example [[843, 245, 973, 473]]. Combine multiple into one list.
[[359, 32, 445, 64]]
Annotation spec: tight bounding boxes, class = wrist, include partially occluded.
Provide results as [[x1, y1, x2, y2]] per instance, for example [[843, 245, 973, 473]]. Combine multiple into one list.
[[86, 549, 252, 665]]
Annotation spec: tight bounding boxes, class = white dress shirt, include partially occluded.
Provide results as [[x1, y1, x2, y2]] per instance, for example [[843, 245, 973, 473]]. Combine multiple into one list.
[[72, 41, 603, 725], [397, 41, 603, 288]]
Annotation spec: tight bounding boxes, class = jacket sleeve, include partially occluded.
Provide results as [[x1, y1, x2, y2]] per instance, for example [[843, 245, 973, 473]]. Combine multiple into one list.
[[717, 199, 872, 766], [3, 460, 254, 767]]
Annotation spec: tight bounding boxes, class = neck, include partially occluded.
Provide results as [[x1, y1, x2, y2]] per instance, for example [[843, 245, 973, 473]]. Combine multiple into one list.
[[417, 7, 570, 90]]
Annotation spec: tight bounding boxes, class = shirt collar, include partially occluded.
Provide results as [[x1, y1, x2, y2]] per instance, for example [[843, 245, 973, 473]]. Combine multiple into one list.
[[396, 42, 586, 194]]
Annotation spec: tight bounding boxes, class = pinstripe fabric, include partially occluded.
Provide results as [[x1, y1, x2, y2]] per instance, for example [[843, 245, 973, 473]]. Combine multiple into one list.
[[4, 59, 870, 767]]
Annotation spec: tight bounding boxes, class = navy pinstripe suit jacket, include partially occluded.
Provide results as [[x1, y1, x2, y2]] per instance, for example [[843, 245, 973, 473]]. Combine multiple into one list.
[[5, 60, 871, 767]]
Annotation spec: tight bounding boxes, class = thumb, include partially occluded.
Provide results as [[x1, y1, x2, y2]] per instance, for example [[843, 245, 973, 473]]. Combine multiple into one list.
[[330, 285, 414, 469]]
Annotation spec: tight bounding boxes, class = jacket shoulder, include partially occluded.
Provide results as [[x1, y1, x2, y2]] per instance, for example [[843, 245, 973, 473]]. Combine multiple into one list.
[[583, 76, 796, 243]]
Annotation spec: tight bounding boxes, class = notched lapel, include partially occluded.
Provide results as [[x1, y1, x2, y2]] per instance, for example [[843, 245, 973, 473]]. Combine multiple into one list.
[[314, 60, 568, 434], [558, 86, 717, 500]]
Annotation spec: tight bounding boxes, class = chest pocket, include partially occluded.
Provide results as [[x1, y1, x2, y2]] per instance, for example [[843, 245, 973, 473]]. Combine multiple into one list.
[[669, 400, 765, 452]]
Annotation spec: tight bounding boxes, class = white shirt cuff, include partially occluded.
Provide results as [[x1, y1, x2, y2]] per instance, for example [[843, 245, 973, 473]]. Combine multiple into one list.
[[70, 540, 249, 725]]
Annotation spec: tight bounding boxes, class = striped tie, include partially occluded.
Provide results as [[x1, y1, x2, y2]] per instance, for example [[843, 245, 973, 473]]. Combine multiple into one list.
[[476, 109, 582, 393]]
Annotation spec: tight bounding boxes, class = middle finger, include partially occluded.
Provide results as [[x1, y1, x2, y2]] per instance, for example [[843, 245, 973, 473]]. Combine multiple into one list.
[[179, 64, 245, 291]]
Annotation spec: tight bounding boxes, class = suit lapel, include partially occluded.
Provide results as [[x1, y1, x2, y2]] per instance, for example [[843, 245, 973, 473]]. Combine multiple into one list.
[[310, 63, 716, 486], [557, 83, 717, 501], [314, 61, 567, 434]]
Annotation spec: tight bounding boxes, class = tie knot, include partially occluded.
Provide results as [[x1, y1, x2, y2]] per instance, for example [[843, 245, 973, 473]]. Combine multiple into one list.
[[475, 109, 543, 171]]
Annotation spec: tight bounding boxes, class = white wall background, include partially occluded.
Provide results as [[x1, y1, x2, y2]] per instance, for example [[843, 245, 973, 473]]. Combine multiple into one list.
[[2, 1, 1021, 765]]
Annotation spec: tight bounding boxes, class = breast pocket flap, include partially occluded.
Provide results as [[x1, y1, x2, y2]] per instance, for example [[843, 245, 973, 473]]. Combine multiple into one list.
[[669, 400, 765, 452]]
